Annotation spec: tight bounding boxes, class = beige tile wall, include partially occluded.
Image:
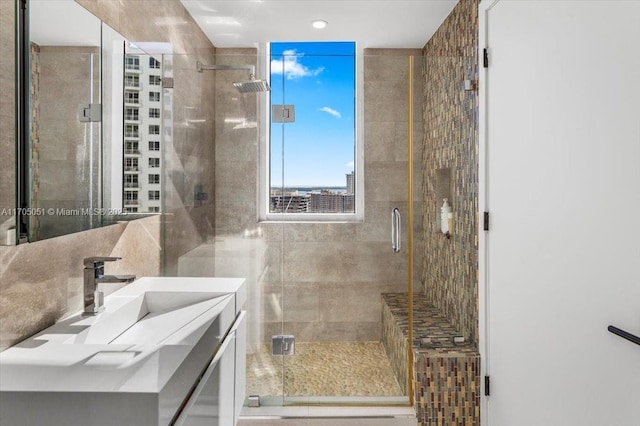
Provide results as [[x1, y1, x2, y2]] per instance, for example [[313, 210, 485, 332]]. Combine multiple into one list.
[[238, 49, 425, 343], [33, 46, 101, 240], [0, 215, 161, 350]]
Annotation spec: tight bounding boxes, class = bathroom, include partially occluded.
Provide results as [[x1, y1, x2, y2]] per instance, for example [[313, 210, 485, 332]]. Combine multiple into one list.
[[2, 0, 639, 425]]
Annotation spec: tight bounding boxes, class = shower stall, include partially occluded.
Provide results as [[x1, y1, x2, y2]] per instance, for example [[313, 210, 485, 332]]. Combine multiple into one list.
[[161, 49, 424, 408]]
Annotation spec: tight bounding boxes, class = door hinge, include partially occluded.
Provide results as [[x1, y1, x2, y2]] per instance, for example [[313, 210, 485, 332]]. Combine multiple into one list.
[[272, 335, 295, 355], [484, 375, 491, 396], [483, 48, 489, 68], [483, 211, 490, 231], [78, 103, 102, 122], [272, 105, 296, 123]]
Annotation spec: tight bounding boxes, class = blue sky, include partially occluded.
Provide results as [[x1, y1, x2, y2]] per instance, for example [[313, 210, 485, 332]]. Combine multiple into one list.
[[270, 42, 355, 188]]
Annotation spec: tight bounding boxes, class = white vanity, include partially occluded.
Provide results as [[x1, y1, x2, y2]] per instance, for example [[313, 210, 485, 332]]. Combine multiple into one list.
[[0, 277, 246, 426]]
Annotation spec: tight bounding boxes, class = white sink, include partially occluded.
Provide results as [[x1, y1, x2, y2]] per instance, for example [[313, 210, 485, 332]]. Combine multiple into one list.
[[0, 276, 246, 426], [64, 291, 231, 346]]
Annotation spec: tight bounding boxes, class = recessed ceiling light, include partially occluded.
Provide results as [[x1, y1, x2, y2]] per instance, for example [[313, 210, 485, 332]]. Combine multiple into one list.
[[312, 19, 328, 29]]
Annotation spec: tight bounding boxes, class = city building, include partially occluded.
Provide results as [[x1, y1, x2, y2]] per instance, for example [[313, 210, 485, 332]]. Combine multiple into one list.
[[123, 54, 163, 213], [270, 190, 309, 213]]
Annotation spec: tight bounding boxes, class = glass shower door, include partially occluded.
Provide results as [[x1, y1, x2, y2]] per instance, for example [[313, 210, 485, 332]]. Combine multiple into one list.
[[276, 50, 421, 405]]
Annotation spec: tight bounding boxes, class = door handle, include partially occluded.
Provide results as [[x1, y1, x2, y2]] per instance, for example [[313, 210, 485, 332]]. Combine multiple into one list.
[[608, 325, 640, 347], [391, 208, 401, 253]]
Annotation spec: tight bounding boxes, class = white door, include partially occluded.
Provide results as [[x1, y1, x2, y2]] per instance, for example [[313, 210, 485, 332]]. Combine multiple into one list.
[[481, 1, 640, 425]]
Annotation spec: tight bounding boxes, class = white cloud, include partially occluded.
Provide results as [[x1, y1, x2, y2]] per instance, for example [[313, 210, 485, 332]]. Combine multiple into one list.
[[271, 49, 324, 80], [318, 106, 341, 119], [346, 161, 354, 168]]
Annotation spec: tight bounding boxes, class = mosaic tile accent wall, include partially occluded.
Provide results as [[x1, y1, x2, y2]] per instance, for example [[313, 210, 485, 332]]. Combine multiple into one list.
[[30, 44, 41, 238], [421, 0, 480, 346], [382, 295, 410, 394], [414, 353, 480, 426], [382, 293, 480, 425]]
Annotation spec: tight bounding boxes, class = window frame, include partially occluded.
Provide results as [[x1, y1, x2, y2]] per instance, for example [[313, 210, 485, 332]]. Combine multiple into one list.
[[258, 42, 364, 222]]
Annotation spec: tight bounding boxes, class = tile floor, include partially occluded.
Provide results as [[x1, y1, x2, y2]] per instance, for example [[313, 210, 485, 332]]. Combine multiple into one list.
[[246, 341, 403, 397]]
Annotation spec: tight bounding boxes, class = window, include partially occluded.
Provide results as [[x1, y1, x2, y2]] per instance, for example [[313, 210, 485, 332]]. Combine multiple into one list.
[[124, 157, 138, 171], [149, 57, 161, 69], [125, 91, 139, 104], [124, 124, 139, 138], [149, 92, 160, 102], [148, 158, 160, 168], [149, 75, 161, 86], [265, 42, 357, 219], [149, 141, 160, 151], [125, 75, 139, 88], [148, 125, 160, 135], [148, 206, 160, 212], [125, 141, 139, 154], [124, 108, 139, 121], [125, 56, 139, 71], [148, 190, 160, 200], [124, 174, 138, 188], [124, 191, 138, 202], [149, 108, 160, 119], [148, 174, 160, 184]]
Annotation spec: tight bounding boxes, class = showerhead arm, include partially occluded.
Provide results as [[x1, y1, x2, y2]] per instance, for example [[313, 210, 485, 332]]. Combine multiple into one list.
[[196, 61, 255, 78], [196, 61, 270, 93]]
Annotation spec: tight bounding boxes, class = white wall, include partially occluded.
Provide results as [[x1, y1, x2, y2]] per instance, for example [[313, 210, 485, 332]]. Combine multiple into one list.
[[480, 1, 640, 425]]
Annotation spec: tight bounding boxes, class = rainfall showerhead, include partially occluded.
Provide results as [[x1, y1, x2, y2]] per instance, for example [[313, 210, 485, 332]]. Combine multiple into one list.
[[196, 61, 270, 93], [233, 79, 270, 93]]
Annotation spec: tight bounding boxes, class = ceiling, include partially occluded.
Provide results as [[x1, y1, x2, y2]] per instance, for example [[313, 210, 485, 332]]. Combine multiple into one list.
[[31, 0, 102, 46], [180, 0, 458, 50]]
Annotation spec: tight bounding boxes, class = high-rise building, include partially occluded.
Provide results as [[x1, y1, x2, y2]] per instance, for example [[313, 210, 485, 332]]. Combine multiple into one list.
[[123, 54, 163, 213], [346, 171, 355, 195]]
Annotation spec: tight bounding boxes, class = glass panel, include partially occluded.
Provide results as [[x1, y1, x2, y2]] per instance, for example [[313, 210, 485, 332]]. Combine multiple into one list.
[[160, 50, 418, 408], [278, 52, 419, 405]]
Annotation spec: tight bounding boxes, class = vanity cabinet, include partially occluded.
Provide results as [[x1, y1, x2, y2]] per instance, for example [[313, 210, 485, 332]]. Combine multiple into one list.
[[175, 311, 246, 426], [0, 277, 247, 426]]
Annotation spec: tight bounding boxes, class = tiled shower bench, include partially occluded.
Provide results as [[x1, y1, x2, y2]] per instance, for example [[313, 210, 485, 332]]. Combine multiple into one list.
[[382, 293, 480, 426]]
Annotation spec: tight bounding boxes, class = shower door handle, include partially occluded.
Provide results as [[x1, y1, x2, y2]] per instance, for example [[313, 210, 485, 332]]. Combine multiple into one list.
[[391, 208, 401, 253]]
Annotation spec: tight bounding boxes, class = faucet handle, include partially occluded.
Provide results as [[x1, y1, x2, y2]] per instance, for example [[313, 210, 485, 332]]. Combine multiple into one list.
[[83, 256, 121, 268]]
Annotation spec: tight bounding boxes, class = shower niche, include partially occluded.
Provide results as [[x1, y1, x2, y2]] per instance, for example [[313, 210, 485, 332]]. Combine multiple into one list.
[[435, 167, 453, 236]]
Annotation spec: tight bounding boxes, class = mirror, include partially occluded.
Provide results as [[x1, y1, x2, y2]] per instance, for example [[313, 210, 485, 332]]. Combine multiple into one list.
[[27, 0, 102, 242], [9, 0, 162, 244]]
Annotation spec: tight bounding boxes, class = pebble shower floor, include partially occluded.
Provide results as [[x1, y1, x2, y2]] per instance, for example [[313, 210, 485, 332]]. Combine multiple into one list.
[[246, 341, 403, 397]]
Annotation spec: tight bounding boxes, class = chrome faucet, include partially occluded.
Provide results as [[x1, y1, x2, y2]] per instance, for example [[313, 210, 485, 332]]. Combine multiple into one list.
[[83, 257, 136, 315]]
